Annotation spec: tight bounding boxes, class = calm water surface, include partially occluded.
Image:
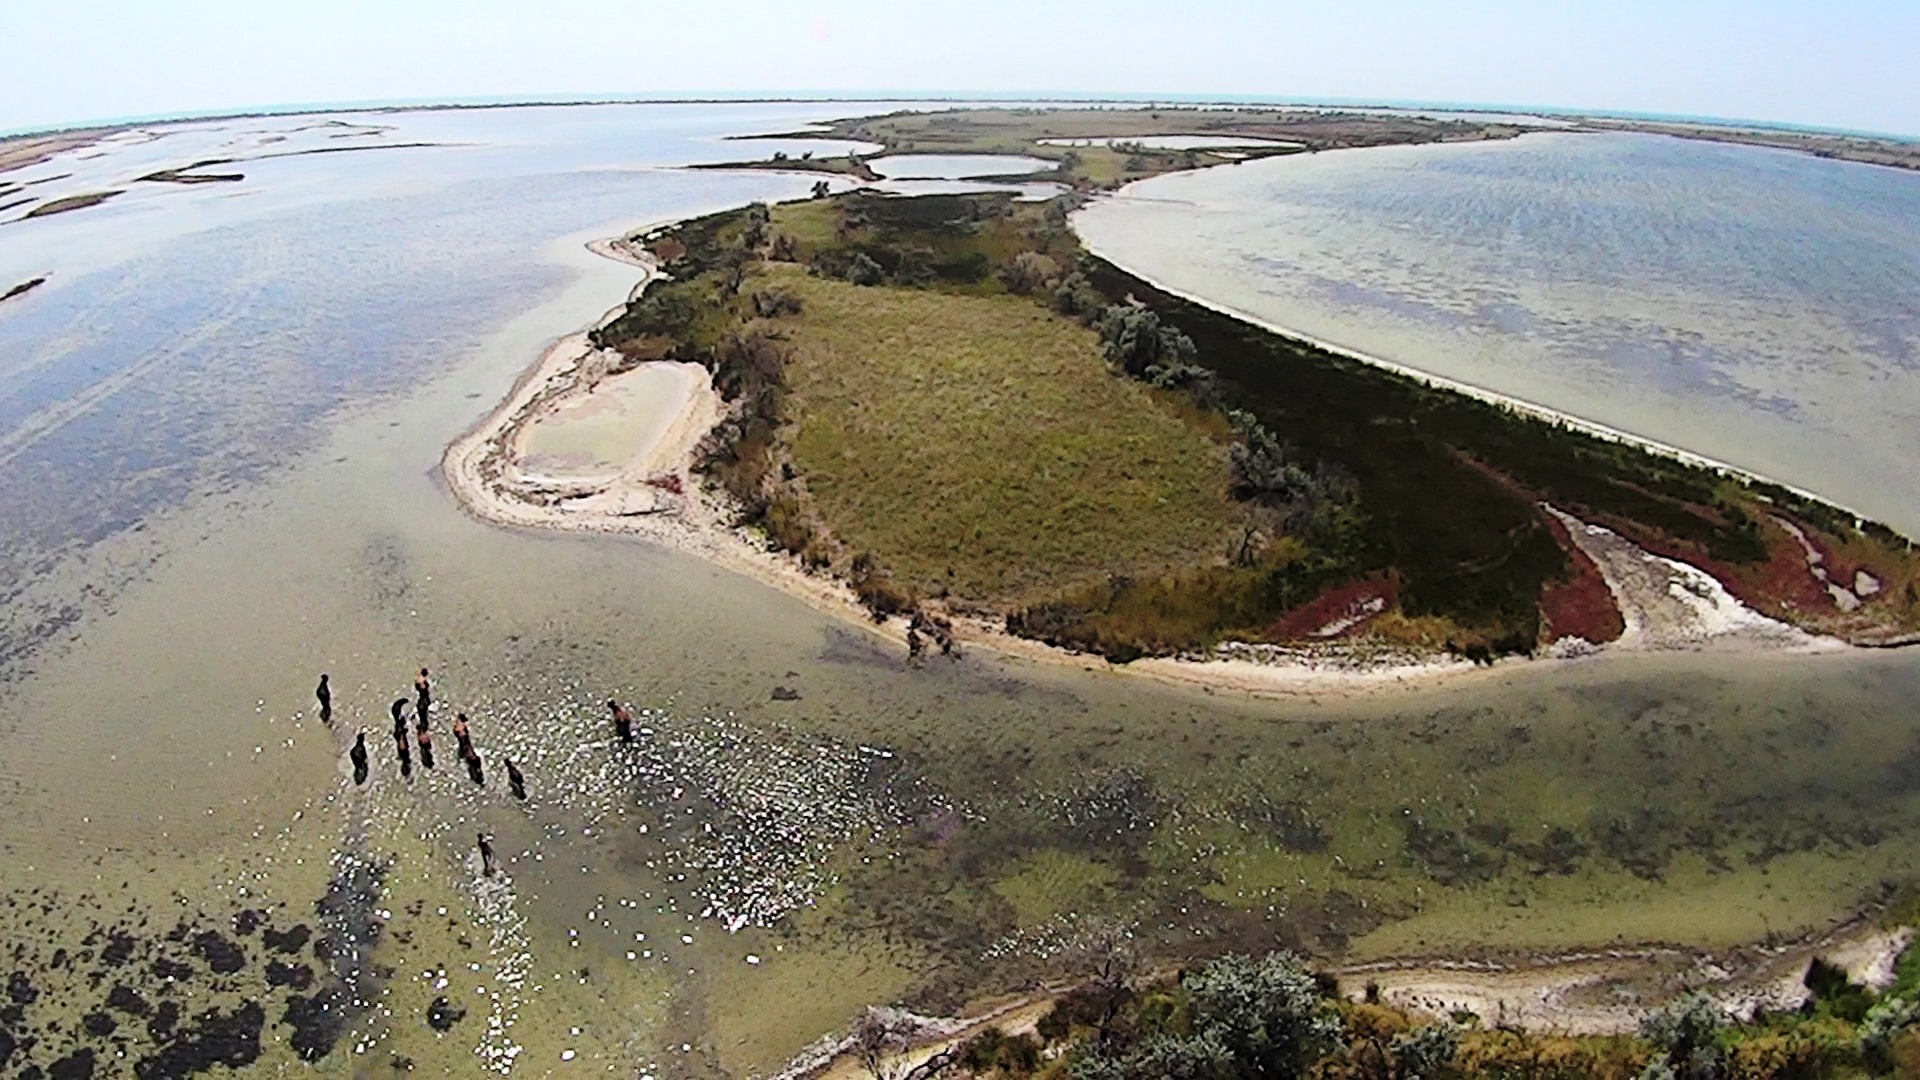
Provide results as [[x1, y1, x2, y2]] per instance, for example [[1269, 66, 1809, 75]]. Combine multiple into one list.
[[2, 107, 1919, 1077], [1077, 132, 1920, 533]]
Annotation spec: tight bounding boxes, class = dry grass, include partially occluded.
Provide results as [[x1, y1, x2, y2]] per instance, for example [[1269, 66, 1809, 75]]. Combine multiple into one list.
[[767, 265, 1243, 605]]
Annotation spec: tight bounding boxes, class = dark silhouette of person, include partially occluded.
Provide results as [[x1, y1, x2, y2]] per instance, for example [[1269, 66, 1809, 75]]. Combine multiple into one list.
[[349, 732, 368, 786], [316, 674, 332, 724], [396, 728, 413, 780], [417, 726, 434, 770], [477, 833, 496, 877], [452, 714, 483, 785], [390, 697, 410, 729], [608, 699, 634, 743], [414, 668, 432, 725], [505, 759, 526, 801]]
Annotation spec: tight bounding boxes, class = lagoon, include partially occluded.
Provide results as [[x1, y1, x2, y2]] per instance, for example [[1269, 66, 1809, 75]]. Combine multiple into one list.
[[2, 105, 1919, 1076], [1075, 131, 1920, 535]]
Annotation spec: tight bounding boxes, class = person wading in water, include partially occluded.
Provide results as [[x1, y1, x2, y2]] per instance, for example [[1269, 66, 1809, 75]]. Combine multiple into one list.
[[607, 699, 635, 743], [453, 713, 484, 786], [414, 668, 432, 726], [315, 674, 332, 724], [349, 732, 369, 786], [416, 724, 434, 770], [505, 759, 526, 801], [476, 833, 496, 877]]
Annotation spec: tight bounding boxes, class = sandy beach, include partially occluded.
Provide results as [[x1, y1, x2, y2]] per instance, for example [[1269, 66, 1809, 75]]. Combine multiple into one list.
[[443, 222, 1872, 702]]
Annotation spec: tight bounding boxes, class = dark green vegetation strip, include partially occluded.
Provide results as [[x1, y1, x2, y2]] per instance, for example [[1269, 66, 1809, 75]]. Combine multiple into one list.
[[0, 276, 45, 303], [18, 190, 121, 219]]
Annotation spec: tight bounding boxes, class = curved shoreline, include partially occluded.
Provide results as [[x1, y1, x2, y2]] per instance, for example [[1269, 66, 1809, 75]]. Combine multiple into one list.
[[445, 217, 1885, 701], [1074, 185, 1874, 526]]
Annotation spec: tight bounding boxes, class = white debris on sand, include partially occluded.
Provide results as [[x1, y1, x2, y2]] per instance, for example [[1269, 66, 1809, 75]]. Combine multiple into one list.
[[1542, 505, 1842, 653]]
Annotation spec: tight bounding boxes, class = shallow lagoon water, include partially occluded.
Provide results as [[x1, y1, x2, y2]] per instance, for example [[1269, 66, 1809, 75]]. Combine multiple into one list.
[[1076, 131, 1920, 534], [865, 153, 1054, 179], [3, 106, 1920, 1076], [518, 363, 698, 481]]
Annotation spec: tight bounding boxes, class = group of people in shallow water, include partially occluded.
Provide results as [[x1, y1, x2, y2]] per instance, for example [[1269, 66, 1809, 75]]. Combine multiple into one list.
[[318, 669, 641, 874]]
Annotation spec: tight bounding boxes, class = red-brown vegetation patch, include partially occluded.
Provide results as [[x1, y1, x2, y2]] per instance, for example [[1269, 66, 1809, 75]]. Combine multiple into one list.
[[648, 234, 687, 263], [1537, 511, 1625, 645], [1266, 574, 1399, 640], [1599, 508, 1917, 642]]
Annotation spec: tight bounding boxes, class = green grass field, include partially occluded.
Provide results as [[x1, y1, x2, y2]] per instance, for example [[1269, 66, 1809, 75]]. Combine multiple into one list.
[[769, 265, 1244, 605]]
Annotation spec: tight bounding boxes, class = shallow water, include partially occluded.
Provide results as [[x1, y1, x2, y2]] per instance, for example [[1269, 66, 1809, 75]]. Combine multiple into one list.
[[1037, 135, 1302, 149], [519, 364, 696, 481], [1076, 132, 1920, 534], [865, 153, 1054, 179], [3, 105, 1920, 1077]]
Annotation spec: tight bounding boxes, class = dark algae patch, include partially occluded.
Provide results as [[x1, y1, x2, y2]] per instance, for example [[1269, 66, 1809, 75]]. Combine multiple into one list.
[[189, 930, 244, 974], [0, 862, 389, 1074], [133, 1000, 263, 1078], [425, 994, 465, 1031], [1, 275, 46, 303], [18, 191, 121, 219]]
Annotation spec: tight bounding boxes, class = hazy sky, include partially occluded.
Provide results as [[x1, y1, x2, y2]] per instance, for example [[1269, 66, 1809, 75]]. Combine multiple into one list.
[[7, 0, 1917, 136]]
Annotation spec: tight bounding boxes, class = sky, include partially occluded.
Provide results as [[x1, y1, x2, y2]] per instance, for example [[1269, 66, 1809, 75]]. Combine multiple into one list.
[[6, 0, 1918, 137]]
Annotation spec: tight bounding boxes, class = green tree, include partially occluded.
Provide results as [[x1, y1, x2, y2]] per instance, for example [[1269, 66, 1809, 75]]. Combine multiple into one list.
[[844, 252, 886, 286], [1096, 306, 1197, 380], [1638, 992, 1726, 1078], [1183, 952, 1344, 1077], [1000, 251, 1061, 295]]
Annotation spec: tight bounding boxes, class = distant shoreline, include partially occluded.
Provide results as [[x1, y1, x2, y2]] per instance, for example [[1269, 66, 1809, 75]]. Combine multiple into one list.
[[6, 95, 1912, 166]]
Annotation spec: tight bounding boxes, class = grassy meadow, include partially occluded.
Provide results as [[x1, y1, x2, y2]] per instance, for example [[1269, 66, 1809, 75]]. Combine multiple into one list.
[[771, 265, 1243, 605]]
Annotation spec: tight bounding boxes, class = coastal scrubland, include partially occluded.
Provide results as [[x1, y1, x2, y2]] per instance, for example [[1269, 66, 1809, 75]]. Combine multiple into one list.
[[834, 937, 1920, 1080], [704, 106, 1528, 190], [590, 189, 1920, 663]]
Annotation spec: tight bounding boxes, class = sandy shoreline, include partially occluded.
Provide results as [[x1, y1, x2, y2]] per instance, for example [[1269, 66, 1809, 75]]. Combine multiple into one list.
[[443, 218, 1876, 701]]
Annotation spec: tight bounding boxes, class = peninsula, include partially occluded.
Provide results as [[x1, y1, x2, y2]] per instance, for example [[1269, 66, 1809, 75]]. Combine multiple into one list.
[[448, 111, 1920, 688]]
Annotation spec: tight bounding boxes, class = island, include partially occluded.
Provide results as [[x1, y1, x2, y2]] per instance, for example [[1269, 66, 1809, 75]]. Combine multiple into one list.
[[701, 105, 1535, 191]]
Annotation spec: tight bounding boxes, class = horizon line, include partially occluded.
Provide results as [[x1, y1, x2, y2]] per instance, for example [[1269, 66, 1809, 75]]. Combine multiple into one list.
[[5, 90, 1916, 144]]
